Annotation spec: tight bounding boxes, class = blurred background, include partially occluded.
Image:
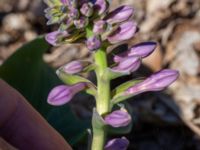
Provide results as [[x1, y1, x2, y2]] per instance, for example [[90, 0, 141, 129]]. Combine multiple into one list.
[[1, 0, 200, 149]]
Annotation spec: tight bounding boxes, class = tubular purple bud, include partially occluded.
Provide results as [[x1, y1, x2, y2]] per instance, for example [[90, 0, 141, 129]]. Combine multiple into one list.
[[105, 5, 134, 24], [127, 69, 179, 95], [111, 56, 141, 74], [80, 3, 93, 17], [105, 137, 129, 150], [74, 17, 88, 29], [93, 20, 107, 34], [47, 83, 86, 106], [114, 42, 157, 63], [108, 21, 137, 44], [86, 36, 101, 51], [93, 0, 107, 15], [104, 110, 132, 127], [62, 60, 83, 74], [45, 30, 69, 46]]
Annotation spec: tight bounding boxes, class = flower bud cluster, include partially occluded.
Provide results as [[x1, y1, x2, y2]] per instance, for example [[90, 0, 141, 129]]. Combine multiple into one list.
[[44, 0, 136, 51]]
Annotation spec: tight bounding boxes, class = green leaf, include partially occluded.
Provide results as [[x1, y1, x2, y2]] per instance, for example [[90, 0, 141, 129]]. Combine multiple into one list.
[[0, 37, 89, 145], [47, 105, 89, 145], [111, 79, 143, 105], [0, 37, 52, 115]]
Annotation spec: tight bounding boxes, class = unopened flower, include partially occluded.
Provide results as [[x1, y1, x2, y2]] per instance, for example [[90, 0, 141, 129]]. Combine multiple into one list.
[[114, 42, 157, 62], [111, 56, 141, 74], [47, 83, 86, 106], [60, 0, 68, 5], [45, 30, 69, 46], [61, 60, 84, 74], [126, 69, 179, 95], [92, 0, 108, 15], [104, 110, 131, 127], [80, 2, 93, 17], [105, 5, 134, 24], [105, 137, 129, 150], [86, 36, 101, 51], [93, 20, 107, 34], [68, 8, 79, 19], [108, 21, 137, 44]]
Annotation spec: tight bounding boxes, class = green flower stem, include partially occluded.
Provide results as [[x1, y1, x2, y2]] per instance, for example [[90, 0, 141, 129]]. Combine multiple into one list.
[[86, 28, 111, 150], [92, 49, 110, 150], [94, 49, 110, 115]]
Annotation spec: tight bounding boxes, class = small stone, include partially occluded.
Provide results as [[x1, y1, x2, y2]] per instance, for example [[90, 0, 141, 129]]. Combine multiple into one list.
[[2, 13, 30, 31]]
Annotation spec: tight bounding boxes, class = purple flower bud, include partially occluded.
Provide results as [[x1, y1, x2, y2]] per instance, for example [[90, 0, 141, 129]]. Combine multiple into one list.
[[74, 17, 88, 29], [62, 60, 83, 74], [114, 42, 157, 63], [104, 110, 132, 127], [93, 20, 107, 34], [47, 83, 86, 106], [68, 8, 79, 19], [108, 21, 137, 44], [111, 56, 141, 74], [64, 0, 77, 7], [126, 69, 179, 95], [105, 5, 134, 24], [105, 137, 129, 150], [93, 0, 107, 15], [80, 3, 93, 17], [45, 30, 69, 46], [60, 0, 68, 4], [86, 36, 101, 51]]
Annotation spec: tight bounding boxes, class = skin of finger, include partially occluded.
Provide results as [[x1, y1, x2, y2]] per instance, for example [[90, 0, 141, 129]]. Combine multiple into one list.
[[0, 79, 18, 127], [0, 137, 17, 150], [0, 79, 72, 150]]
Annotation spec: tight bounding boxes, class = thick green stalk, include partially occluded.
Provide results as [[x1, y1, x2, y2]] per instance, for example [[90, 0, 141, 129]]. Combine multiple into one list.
[[94, 49, 110, 115], [91, 47, 111, 150], [86, 28, 111, 150]]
